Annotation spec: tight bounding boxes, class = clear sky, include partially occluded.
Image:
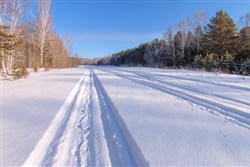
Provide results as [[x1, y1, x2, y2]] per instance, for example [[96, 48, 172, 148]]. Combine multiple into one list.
[[30, 0, 250, 58]]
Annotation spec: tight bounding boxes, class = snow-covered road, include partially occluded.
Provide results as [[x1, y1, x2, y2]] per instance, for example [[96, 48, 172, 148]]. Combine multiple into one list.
[[2, 67, 250, 166]]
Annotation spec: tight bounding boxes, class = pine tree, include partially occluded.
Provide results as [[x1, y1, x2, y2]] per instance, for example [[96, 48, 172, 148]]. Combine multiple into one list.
[[204, 10, 238, 57], [43, 40, 53, 70], [11, 61, 29, 80], [194, 26, 204, 55], [1, 25, 26, 78], [174, 31, 185, 66], [164, 26, 175, 66], [237, 26, 250, 61], [0, 25, 16, 50], [1, 25, 16, 76], [184, 31, 197, 65]]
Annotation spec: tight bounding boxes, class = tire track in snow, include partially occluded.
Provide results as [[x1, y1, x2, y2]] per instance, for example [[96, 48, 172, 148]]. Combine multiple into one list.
[[100, 69, 250, 130], [22, 70, 91, 166], [23, 68, 148, 166], [156, 73, 250, 91], [111, 69, 250, 107], [93, 71, 149, 166], [123, 69, 250, 91], [106, 69, 250, 111], [70, 70, 92, 167], [131, 71, 250, 107]]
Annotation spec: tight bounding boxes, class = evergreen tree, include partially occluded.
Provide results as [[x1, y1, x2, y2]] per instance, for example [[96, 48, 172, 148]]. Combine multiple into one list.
[[164, 26, 175, 66], [174, 31, 185, 66], [138, 43, 148, 66], [0, 25, 16, 51], [11, 61, 29, 79], [1, 25, 22, 77], [43, 40, 53, 70], [144, 39, 167, 67], [204, 10, 238, 57], [184, 31, 197, 65], [194, 26, 204, 55], [237, 26, 250, 61]]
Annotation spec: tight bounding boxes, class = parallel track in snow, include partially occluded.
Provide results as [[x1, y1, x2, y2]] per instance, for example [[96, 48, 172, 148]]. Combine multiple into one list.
[[93, 72, 148, 166], [147, 71, 250, 91], [23, 70, 92, 166], [100, 69, 250, 130], [129, 70, 250, 107], [112, 69, 250, 105], [23, 69, 147, 167]]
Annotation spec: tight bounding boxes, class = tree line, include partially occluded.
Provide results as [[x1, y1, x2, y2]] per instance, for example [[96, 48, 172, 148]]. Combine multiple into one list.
[[0, 0, 81, 80], [97, 10, 250, 75]]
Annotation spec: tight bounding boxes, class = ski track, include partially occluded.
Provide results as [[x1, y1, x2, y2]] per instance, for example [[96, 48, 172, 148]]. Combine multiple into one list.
[[22, 68, 146, 167], [99, 68, 250, 130], [128, 69, 250, 91], [157, 72, 250, 91], [130, 70, 250, 107], [93, 72, 149, 167], [113, 68, 250, 101]]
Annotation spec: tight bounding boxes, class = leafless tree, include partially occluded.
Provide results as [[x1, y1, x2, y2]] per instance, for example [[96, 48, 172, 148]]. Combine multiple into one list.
[[246, 13, 250, 26], [0, 0, 9, 75], [0, 0, 27, 76], [193, 10, 208, 53], [7, 0, 27, 73], [178, 19, 188, 58], [35, 0, 53, 68], [193, 9, 208, 29], [238, 12, 250, 29]]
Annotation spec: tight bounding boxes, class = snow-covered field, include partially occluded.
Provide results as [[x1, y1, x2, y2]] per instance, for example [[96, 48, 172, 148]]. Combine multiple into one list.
[[2, 67, 250, 166]]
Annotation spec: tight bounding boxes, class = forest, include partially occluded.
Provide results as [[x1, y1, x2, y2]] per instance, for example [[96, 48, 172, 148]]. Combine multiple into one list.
[[0, 0, 81, 80], [1, 2, 250, 80], [97, 10, 250, 75]]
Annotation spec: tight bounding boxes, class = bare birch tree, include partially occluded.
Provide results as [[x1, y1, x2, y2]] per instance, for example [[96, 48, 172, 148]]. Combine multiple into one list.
[[193, 10, 208, 29], [36, 0, 53, 68], [178, 19, 188, 59], [193, 10, 208, 53], [238, 12, 250, 29], [7, 0, 27, 73], [1, 0, 27, 76], [0, 0, 8, 75]]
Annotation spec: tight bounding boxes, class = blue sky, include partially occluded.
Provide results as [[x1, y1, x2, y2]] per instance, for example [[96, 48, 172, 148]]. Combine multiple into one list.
[[30, 0, 250, 58]]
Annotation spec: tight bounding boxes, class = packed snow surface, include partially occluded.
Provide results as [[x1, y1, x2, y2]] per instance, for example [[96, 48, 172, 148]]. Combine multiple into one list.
[[2, 67, 250, 166]]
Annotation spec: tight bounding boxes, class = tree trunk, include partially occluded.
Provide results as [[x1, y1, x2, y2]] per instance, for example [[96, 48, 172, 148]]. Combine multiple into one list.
[[40, 40, 44, 67], [1, 59, 6, 76]]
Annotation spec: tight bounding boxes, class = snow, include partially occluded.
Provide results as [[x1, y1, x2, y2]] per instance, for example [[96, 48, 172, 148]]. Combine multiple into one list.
[[2, 67, 250, 166], [95, 67, 250, 166], [2, 68, 85, 166]]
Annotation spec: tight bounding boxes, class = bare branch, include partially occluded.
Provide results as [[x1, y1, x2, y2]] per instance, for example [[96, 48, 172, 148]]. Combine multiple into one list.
[[193, 9, 208, 29]]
